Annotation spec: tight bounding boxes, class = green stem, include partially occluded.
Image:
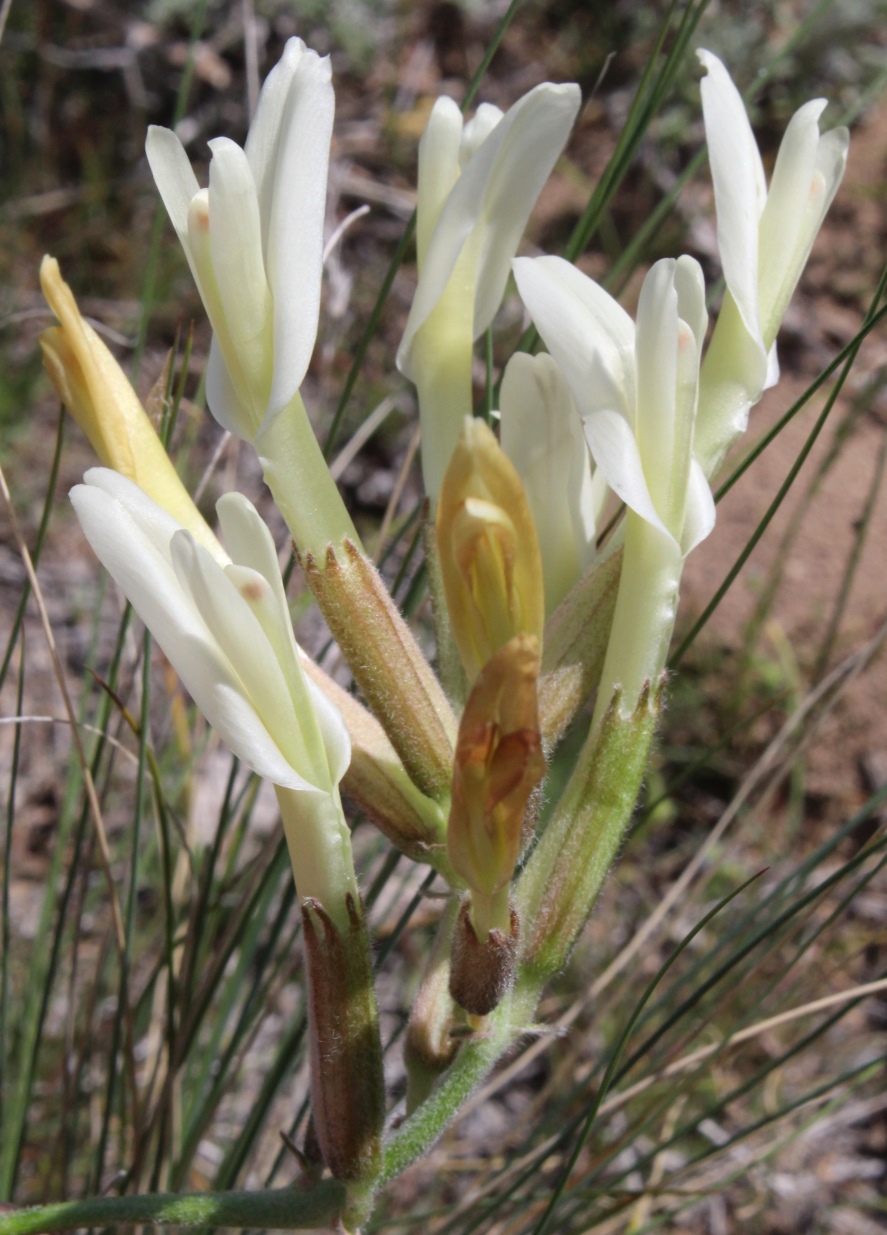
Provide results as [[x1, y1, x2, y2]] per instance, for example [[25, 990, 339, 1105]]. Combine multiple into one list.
[[382, 977, 540, 1183], [0, 1185, 345, 1235]]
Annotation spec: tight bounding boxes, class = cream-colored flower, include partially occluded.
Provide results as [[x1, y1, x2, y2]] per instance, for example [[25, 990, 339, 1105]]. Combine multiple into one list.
[[397, 82, 581, 502], [513, 255, 713, 556], [514, 255, 712, 725], [695, 50, 849, 473], [71, 470, 357, 915], [146, 38, 334, 442]]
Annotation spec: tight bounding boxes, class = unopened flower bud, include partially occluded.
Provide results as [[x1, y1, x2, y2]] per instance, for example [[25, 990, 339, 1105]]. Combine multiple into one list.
[[40, 257, 225, 563], [449, 896, 519, 1017], [436, 418, 544, 683], [303, 538, 457, 801], [447, 634, 545, 941]]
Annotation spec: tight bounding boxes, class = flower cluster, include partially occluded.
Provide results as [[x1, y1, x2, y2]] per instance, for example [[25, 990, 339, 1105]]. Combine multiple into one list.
[[40, 34, 848, 1216]]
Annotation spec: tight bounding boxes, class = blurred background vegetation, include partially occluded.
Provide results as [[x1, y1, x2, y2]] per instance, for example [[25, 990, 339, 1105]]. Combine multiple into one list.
[[2, 1, 887, 1231]]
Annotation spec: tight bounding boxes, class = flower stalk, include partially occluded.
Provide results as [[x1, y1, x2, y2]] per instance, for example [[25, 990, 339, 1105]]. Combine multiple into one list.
[[254, 389, 359, 562]]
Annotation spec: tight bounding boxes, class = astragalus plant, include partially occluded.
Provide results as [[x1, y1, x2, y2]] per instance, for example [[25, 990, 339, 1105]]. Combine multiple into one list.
[[8, 13, 883, 1235]]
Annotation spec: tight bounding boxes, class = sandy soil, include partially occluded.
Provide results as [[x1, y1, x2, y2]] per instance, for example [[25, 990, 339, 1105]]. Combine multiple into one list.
[[684, 94, 887, 820]]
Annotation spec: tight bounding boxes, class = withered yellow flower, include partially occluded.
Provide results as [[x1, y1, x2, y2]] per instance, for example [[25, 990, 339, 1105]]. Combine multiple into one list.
[[436, 417, 544, 683], [447, 634, 545, 940], [39, 256, 225, 563]]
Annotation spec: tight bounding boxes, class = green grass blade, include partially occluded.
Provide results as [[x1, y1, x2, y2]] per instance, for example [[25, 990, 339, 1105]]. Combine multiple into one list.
[[0, 409, 64, 695], [671, 260, 887, 668]]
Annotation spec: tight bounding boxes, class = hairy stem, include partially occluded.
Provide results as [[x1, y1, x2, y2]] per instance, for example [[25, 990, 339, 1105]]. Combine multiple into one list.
[[0, 1183, 346, 1235]]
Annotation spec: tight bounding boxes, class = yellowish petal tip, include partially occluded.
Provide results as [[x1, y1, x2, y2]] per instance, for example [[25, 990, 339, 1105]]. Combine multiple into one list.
[[436, 417, 545, 682]]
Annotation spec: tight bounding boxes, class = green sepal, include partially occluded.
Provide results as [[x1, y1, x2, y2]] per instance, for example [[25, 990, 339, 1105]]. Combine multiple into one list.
[[517, 681, 661, 982], [301, 894, 385, 1195], [302, 538, 457, 801]]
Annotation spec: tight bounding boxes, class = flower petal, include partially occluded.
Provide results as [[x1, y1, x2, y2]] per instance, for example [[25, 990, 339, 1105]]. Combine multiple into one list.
[[635, 259, 679, 501], [206, 334, 254, 438], [500, 352, 596, 611], [264, 48, 334, 420], [459, 102, 503, 166], [171, 529, 319, 783], [416, 96, 463, 267], [582, 408, 672, 542], [398, 83, 580, 372], [145, 125, 200, 249], [681, 456, 716, 555], [185, 189, 259, 438], [513, 255, 634, 420], [216, 491, 286, 596], [216, 492, 351, 788], [305, 674, 352, 788], [467, 83, 581, 335], [697, 50, 766, 354], [674, 254, 708, 361], [207, 138, 273, 397], [244, 37, 307, 247], [79, 467, 186, 562], [758, 102, 848, 344], [71, 475, 313, 790]]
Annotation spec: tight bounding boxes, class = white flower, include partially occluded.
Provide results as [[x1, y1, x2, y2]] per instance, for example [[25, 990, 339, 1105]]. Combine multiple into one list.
[[146, 38, 334, 442], [396, 82, 581, 502], [396, 83, 581, 378], [71, 469, 349, 796], [513, 255, 714, 557], [498, 352, 603, 613], [696, 49, 849, 470]]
